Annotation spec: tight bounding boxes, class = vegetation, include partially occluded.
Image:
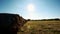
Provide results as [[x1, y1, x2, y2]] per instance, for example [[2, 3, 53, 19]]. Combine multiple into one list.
[[17, 19, 60, 34]]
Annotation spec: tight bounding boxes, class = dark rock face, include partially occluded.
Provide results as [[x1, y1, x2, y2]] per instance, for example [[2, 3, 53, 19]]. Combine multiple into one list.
[[0, 13, 26, 34]]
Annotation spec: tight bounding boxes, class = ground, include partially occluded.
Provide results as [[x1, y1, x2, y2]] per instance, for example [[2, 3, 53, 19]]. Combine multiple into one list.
[[17, 20, 60, 34]]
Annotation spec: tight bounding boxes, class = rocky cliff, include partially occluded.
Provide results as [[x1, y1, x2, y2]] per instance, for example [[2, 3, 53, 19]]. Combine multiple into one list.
[[0, 13, 27, 34]]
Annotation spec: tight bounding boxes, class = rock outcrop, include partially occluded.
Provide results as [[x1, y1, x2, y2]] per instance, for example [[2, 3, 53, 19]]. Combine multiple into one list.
[[0, 13, 27, 34]]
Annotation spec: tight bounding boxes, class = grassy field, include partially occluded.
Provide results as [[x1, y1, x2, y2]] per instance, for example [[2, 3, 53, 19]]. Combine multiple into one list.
[[17, 20, 60, 34]]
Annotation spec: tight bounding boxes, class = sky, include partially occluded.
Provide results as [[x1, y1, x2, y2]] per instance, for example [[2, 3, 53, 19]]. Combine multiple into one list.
[[0, 0, 60, 19]]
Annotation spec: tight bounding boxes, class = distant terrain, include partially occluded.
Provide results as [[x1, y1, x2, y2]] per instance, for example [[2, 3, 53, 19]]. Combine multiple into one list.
[[18, 19, 60, 34]]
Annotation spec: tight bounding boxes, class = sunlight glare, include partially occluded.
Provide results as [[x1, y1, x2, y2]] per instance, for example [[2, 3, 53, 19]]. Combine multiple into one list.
[[27, 4, 34, 12]]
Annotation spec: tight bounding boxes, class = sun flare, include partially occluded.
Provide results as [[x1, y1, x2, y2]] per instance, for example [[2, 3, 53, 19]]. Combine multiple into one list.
[[26, 4, 35, 19], [27, 4, 34, 12]]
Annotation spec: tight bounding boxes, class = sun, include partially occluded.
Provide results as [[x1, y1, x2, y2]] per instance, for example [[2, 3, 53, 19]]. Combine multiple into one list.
[[26, 4, 35, 19], [27, 4, 34, 12]]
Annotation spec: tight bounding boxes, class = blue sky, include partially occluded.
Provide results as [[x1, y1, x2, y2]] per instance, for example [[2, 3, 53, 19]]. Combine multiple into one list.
[[0, 0, 60, 19]]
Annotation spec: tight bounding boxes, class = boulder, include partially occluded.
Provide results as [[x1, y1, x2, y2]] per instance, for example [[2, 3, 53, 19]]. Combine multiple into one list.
[[0, 13, 27, 34]]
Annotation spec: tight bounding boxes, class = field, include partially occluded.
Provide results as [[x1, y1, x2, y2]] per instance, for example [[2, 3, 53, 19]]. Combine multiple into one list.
[[17, 20, 60, 34]]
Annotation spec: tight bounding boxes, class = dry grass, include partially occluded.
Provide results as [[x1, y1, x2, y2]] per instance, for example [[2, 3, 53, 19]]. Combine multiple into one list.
[[17, 20, 60, 34]]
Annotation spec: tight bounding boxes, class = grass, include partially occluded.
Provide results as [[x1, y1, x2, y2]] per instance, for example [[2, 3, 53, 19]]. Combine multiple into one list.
[[17, 20, 60, 34]]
